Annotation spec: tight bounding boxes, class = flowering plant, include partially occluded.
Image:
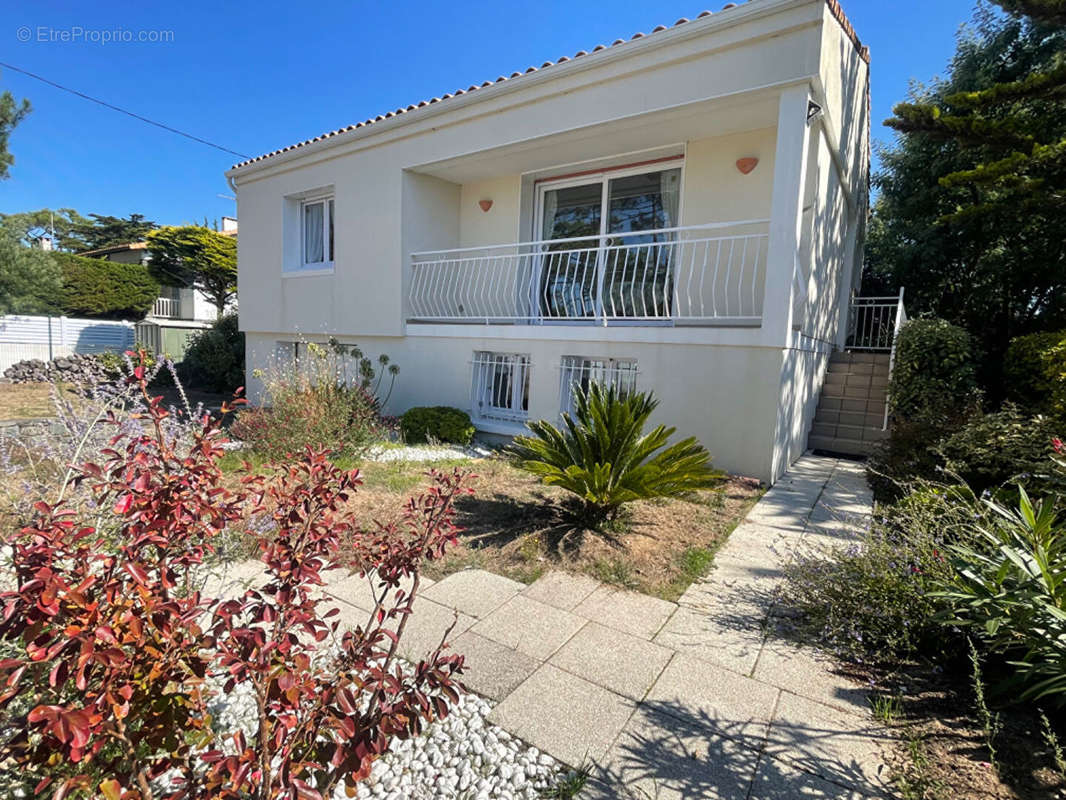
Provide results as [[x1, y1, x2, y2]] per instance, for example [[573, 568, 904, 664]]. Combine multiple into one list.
[[0, 351, 468, 798]]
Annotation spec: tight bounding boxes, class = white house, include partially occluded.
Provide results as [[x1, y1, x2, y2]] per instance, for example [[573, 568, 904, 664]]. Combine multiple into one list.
[[228, 0, 880, 484]]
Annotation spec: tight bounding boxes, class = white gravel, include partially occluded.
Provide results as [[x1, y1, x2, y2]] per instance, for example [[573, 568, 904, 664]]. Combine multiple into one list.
[[366, 443, 494, 463], [202, 671, 575, 799]]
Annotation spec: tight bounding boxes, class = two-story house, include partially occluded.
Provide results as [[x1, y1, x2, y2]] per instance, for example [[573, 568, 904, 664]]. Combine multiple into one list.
[[228, 0, 874, 483]]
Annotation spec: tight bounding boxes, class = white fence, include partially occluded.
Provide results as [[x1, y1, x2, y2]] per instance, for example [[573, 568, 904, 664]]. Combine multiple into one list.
[[0, 315, 135, 372]]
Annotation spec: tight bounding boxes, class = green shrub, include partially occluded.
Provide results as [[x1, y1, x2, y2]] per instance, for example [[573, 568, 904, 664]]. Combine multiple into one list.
[[1005, 330, 1066, 416], [53, 251, 160, 320], [783, 481, 980, 664], [231, 340, 390, 460], [936, 487, 1066, 706], [938, 403, 1066, 496], [509, 382, 722, 523], [400, 406, 475, 446], [869, 318, 982, 499], [178, 313, 244, 392], [890, 318, 980, 424]]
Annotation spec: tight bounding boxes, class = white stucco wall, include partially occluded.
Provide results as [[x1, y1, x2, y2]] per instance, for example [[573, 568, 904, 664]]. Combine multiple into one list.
[[245, 329, 783, 481]]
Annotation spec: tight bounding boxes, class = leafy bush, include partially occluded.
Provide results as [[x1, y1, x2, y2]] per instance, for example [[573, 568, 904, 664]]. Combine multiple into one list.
[[401, 406, 475, 446], [782, 483, 977, 664], [53, 251, 160, 320], [510, 382, 722, 523], [869, 318, 982, 499], [0, 355, 469, 796], [178, 312, 244, 392], [232, 340, 393, 459], [0, 236, 63, 314], [938, 403, 1066, 496], [1005, 330, 1066, 416], [891, 318, 980, 423], [936, 487, 1066, 706]]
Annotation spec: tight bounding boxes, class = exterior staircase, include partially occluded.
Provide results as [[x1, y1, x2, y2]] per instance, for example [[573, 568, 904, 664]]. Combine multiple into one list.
[[807, 351, 890, 457]]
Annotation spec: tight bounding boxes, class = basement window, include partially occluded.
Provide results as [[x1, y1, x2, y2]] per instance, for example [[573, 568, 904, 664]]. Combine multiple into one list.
[[559, 356, 638, 417], [472, 351, 530, 424]]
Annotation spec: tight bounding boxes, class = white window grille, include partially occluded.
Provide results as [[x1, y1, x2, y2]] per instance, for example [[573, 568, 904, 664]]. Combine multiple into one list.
[[559, 356, 638, 417], [472, 352, 531, 424], [299, 195, 335, 270]]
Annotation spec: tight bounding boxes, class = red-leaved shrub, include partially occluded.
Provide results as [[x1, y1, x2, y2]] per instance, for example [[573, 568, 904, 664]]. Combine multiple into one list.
[[0, 351, 468, 799]]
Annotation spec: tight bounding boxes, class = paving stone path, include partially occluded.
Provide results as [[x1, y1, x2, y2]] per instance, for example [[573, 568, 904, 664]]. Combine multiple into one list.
[[212, 455, 892, 798]]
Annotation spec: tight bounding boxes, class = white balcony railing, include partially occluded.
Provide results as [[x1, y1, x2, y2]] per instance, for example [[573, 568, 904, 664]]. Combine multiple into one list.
[[846, 290, 906, 351], [151, 296, 180, 319], [408, 221, 770, 325]]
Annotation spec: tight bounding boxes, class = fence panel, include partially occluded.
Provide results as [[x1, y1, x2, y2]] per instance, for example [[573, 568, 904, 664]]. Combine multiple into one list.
[[0, 315, 135, 372]]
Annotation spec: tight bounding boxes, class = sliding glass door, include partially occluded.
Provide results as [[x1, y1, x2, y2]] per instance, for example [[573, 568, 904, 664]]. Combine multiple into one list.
[[536, 165, 681, 321]]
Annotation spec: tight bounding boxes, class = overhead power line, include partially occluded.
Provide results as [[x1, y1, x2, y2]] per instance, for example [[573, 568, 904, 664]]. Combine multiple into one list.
[[0, 61, 251, 159]]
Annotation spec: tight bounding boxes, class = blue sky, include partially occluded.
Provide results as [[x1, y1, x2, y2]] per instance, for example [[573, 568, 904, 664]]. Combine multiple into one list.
[[1, 0, 976, 227]]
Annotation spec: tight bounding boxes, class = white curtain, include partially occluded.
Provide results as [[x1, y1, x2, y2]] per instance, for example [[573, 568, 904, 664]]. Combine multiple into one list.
[[540, 190, 559, 241], [659, 168, 681, 229], [303, 202, 324, 263]]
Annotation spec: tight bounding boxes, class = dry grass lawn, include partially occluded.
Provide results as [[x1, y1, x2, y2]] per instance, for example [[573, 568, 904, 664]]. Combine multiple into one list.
[[0, 383, 61, 420], [345, 456, 762, 601]]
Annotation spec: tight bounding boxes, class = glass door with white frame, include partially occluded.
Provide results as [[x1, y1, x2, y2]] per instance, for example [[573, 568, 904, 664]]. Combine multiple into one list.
[[535, 165, 681, 322]]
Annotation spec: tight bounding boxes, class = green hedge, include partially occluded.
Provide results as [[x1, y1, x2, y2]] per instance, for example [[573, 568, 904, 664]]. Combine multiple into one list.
[[177, 314, 244, 393], [53, 252, 160, 320], [889, 318, 980, 423], [1004, 330, 1066, 417], [400, 406, 475, 446]]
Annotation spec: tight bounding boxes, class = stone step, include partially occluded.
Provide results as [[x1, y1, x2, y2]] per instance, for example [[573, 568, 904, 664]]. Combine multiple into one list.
[[823, 373, 889, 393], [821, 382, 888, 401], [807, 434, 876, 457], [818, 396, 887, 417], [810, 421, 886, 442], [831, 351, 891, 366], [824, 360, 889, 378], [811, 409, 884, 429]]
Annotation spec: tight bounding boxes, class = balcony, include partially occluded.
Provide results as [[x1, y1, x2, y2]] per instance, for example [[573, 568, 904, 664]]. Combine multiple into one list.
[[408, 221, 769, 326], [151, 296, 181, 319]]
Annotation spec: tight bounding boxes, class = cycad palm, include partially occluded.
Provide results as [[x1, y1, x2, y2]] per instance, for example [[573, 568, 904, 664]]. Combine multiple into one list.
[[510, 382, 722, 522]]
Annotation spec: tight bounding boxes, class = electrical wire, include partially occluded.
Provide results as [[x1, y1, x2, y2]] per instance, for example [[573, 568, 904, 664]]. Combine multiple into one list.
[[0, 61, 251, 159]]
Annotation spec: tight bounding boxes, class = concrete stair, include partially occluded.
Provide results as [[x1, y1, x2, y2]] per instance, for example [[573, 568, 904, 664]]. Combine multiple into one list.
[[807, 351, 890, 458]]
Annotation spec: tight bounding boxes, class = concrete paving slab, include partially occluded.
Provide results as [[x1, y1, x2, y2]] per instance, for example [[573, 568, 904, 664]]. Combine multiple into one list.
[[522, 570, 600, 611], [572, 585, 676, 640], [199, 559, 269, 600], [653, 604, 767, 676], [744, 490, 820, 534], [593, 706, 761, 800], [322, 570, 435, 614], [550, 621, 673, 701], [644, 653, 779, 746], [488, 664, 637, 766], [421, 568, 524, 618], [473, 594, 587, 660], [753, 637, 870, 717], [451, 631, 541, 701], [676, 559, 782, 617], [717, 523, 798, 568], [764, 691, 894, 795], [395, 597, 476, 663], [748, 755, 866, 799]]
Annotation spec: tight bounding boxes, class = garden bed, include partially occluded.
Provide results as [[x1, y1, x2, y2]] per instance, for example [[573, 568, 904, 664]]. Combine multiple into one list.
[[345, 456, 762, 600]]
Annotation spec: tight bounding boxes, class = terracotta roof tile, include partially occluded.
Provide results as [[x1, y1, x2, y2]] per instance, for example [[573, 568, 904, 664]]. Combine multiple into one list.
[[231, 0, 868, 171]]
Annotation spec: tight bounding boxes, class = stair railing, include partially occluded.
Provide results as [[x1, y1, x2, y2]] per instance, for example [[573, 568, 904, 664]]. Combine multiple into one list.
[[882, 286, 906, 430]]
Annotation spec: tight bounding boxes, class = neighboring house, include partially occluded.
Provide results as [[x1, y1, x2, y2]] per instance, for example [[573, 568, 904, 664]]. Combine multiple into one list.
[[78, 239, 229, 324], [80, 221, 237, 359], [228, 0, 884, 484]]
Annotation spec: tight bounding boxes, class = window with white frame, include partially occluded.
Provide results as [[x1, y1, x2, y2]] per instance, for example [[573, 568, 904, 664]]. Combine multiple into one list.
[[472, 352, 531, 424], [299, 195, 334, 270], [559, 356, 638, 416]]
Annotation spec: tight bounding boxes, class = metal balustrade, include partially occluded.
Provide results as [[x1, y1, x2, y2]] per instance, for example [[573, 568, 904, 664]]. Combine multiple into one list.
[[151, 296, 180, 319], [408, 221, 769, 325], [846, 290, 906, 352]]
